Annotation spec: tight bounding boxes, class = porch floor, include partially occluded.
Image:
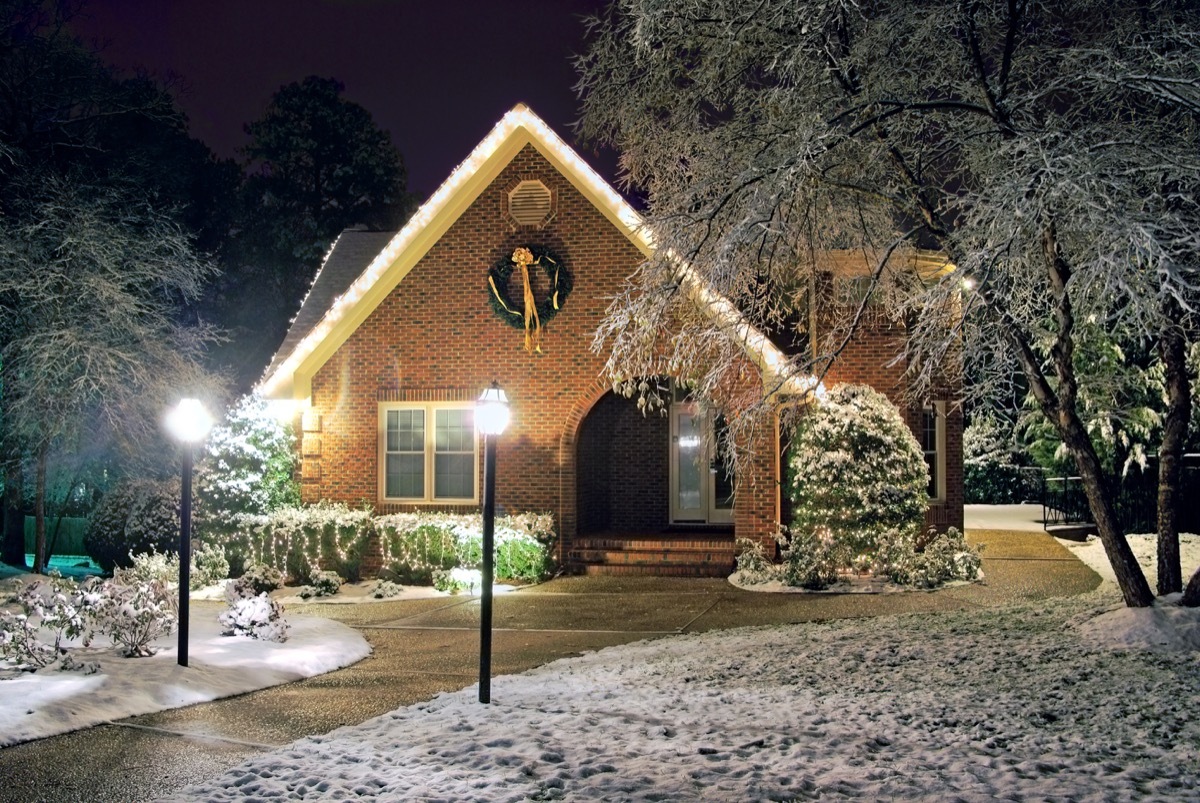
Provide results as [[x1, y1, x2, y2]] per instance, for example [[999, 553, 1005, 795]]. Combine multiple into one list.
[[567, 528, 738, 577]]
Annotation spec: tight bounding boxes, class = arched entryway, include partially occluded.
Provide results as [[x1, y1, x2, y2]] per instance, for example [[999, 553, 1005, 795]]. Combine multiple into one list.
[[576, 390, 669, 534], [571, 390, 737, 576]]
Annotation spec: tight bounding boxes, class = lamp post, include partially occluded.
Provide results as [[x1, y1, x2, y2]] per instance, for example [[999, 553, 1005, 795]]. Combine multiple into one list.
[[165, 398, 213, 668], [475, 381, 510, 704]]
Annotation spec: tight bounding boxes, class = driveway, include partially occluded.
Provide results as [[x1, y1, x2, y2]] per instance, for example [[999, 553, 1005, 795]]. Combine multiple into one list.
[[0, 512, 1099, 802]]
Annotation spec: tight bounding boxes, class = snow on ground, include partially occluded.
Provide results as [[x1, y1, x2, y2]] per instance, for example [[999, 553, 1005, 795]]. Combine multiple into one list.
[[0, 579, 371, 748], [170, 536, 1200, 802]]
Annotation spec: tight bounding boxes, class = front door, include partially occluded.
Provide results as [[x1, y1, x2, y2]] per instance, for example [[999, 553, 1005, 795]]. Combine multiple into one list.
[[669, 405, 734, 524]]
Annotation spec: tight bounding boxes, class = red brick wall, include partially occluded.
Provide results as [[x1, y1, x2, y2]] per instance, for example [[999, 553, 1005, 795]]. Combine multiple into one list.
[[304, 145, 659, 554]]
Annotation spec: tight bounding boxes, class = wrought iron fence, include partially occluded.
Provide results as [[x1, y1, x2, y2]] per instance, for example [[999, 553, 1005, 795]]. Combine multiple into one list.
[[1036, 458, 1200, 534]]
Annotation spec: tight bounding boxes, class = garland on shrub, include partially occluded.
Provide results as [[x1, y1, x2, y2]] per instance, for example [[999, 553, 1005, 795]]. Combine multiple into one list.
[[487, 245, 572, 353]]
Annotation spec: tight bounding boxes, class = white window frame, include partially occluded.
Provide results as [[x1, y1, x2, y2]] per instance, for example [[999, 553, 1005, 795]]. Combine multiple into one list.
[[378, 402, 479, 504], [922, 402, 947, 503]]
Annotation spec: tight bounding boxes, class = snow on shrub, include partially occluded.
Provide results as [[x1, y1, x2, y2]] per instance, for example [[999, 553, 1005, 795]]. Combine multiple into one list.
[[784, 384, 929, 582], [124, 544, 229, 590], [298, 569, 343, 599], [432, 568, 481, 595], [125, 548, 179, 585], [370, 580, 403, 599], [95, 576, 178, 657], [880, 527, 984, 588], [376, 511, 555, 584], [224, 503, 373, 583], [85, 478, 181, 572], [1, 571, 180, 667], [219, 580, 289, 642], [237, 562, 285, 595], [197, 393, 299, 531], [192, 541, 230, 589], [0, 574, 102, 669], [733, 537, 776, 585], [779, 527, 843, 590]]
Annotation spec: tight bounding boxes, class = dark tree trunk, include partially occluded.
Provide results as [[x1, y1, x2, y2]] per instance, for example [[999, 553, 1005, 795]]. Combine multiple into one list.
[[1059, 412, 1154, 606], [1, 457, 26, 568], [32, 442, 47, 574], [1183, 566, 1200, 607], [1155, 297, 1189, 595], [994, 224, 1154, 607]]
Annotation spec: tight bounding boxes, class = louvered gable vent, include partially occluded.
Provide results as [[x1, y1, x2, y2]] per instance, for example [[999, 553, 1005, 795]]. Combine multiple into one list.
[[506, 179, 555, 228]]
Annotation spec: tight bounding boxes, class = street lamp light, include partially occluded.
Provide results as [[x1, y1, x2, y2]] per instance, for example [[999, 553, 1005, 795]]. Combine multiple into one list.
[[165, 398, 213, 668], [475, 381, 509, 704]]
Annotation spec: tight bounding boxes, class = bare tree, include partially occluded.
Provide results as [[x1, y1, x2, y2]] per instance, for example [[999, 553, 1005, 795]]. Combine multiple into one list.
[[577, 0, 1200, 607], [0, 178, 221, 573]]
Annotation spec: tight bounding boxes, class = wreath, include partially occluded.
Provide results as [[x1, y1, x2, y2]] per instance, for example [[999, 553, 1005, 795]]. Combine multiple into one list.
[[487, 245, 573, 352]]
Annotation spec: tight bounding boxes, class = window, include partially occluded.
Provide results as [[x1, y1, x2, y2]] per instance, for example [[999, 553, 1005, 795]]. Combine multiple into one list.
[[380, 404, 477, 502], [921, 402, 946, 502]]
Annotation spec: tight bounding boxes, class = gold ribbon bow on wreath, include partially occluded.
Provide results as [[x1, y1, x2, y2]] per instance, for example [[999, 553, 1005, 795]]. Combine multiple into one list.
[[487, 245, 573, 353]]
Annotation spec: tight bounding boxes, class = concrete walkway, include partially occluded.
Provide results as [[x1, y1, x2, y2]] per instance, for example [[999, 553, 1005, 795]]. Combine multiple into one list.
[[0, 510, 1101, 803]]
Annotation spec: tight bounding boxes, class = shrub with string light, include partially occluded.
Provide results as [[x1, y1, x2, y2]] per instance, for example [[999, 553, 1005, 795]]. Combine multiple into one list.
[[785, 384, 929, 582]]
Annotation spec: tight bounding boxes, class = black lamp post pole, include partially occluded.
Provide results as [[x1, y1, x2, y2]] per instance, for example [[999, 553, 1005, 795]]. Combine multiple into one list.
[[479, 431, 497, 704], [178, 443, 193, 668]]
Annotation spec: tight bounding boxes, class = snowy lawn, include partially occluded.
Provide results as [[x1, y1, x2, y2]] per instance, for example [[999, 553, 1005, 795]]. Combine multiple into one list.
[[0, 575, 371, 748], [171, 535, 1200, 802]]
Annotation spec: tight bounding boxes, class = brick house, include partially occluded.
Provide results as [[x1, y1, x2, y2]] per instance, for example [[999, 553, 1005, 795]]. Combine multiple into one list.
[[258, 105, 963, 577]]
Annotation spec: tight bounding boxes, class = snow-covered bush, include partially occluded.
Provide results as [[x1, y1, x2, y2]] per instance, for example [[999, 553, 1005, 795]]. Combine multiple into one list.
[[779, 527, 842, 590], [0, 572, 183, 665], [219, 581, 289, 642], [192, 542, 230, 589], [733, 537, 776, 585], [785, 384, 928, 581], [125, 548, 179, 585], [370, 579, 403, 599], [0, 574, 102, 669], [964, 416, 1030, 503], [124, 543, 229, 590], [376, 518, 458, 584], [224, 503, 373, 583], [298, 569, 343, 599], [197, 394, 299, 533], [377, 511, 555, 584], [236, 563, 284, 595], [433, 567, 479, 594], [94, 578, 178, 657], [881, 527, 984, 589], [85, 478, 181, 572]]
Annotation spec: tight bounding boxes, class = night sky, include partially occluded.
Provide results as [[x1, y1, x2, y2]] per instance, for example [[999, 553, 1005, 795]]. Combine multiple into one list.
[[69, 0, 615, 199]]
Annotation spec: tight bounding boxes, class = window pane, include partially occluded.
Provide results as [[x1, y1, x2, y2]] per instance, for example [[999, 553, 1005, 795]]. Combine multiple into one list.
[[921, 409, 937, 451], [386, 453, 424, 498], [387, 409, 425, 452], [435, 453, 473, 499], [435, 408, 473, 452]]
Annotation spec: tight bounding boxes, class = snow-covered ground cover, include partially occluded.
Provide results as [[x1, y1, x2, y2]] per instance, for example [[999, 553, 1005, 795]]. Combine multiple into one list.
[[0, 573, 371, 747], [170, 535, 1200, 802]]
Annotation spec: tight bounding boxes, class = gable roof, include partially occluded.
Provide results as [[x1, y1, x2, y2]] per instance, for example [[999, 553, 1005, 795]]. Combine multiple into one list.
[[263, 229, 397, 381], [257, 104, 818, 402]]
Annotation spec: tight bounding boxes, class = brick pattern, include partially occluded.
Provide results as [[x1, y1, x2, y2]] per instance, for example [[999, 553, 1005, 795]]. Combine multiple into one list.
[[299, 143, 963, 575]]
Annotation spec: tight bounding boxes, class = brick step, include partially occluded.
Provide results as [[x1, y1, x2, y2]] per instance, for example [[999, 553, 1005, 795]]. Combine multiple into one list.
[[572, 538, 736, 553], [577, 562, 732, 578], [568, 547, 736, 564]]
